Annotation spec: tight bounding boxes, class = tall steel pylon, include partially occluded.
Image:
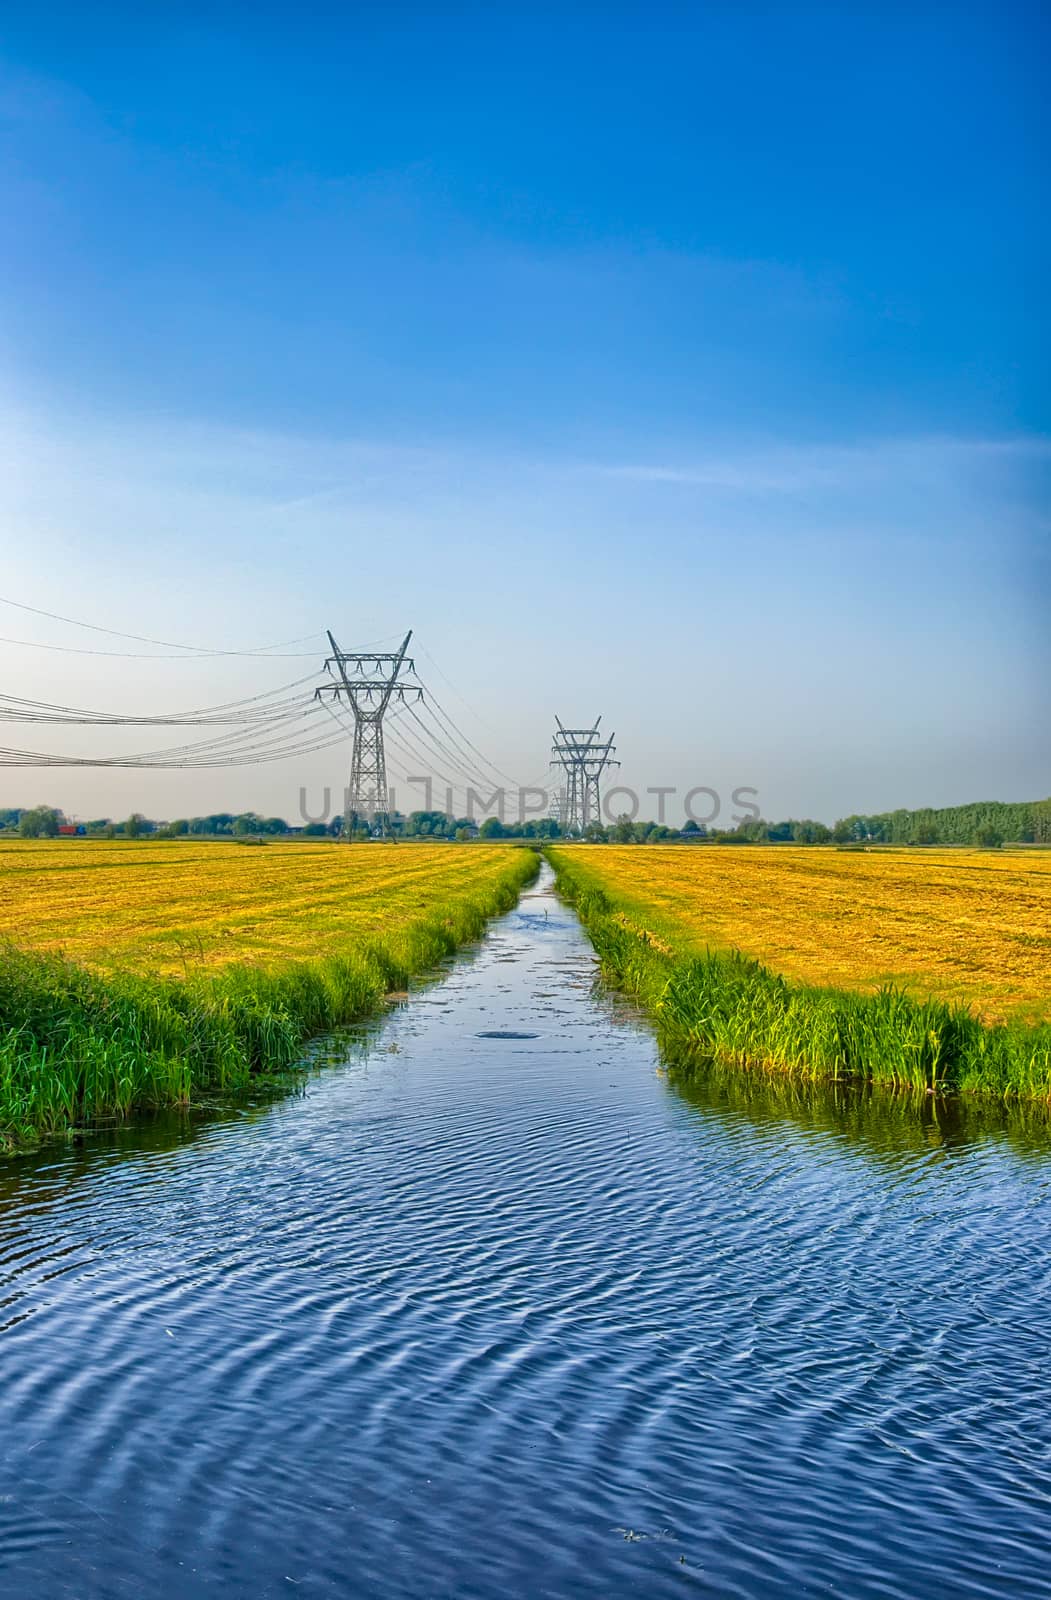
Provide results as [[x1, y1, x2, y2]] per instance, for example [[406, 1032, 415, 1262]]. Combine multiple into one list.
[[551, 716, 619, 833], [316, 629, 421, 838]]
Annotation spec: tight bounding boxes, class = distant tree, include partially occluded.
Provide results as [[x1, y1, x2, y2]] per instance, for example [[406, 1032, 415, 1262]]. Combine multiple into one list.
[[479, 817, 506, 839], [169, 818, 190, 836], [404, 809, 453, 838], [789, 820, 832, 844], [301, 823, 327, 836], [188, 813, 235, 835], [974, 825, 1004, 848], [737, 818, 770, 842], [611, 814, 634, 843], [681, 819, 700, 835], [19, 806, 62, 838], [912, 823, 939, 845]]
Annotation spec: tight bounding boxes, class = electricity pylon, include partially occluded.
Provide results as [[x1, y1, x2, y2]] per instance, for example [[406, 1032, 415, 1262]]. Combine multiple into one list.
[[316, 630, 421, 838], [551, 716, 619, 833]]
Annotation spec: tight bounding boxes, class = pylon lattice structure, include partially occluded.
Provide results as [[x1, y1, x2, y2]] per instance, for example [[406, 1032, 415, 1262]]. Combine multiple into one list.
[[316, 630, 422, 838], [551, 716, 619, 833]]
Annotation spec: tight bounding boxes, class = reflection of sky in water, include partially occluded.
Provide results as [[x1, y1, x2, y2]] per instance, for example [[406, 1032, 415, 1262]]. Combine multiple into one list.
[[1, 868, 1049, 1599]]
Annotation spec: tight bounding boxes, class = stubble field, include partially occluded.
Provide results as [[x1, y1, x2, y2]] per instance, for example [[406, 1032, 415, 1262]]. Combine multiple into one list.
[[0, 838, 528, 974], [553, 845, 1051, 1024]]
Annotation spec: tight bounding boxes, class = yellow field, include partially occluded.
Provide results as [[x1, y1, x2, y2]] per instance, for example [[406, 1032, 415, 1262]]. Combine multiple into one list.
[[554, 846, 1051, 1024], [0, 838, 526, 975]]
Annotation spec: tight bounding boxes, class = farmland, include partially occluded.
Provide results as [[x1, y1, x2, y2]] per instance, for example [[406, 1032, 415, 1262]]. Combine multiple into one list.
[[551, 845, 1051, 1024], [0, 838, 534, 974], [0, 839, 539, 1148], [548, 846, 1051, 1098]]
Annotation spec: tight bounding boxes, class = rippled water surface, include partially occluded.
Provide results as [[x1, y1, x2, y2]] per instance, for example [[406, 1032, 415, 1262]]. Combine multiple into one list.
[[2, 867, 1051, 1598]]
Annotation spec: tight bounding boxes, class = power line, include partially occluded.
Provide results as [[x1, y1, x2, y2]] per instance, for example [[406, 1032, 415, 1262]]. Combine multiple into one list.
[[411, 683, 523, 788], [0, 696, 334, 768], [403, 704, 497, 791], [0, 633, 326, 660], [0, 726, 347, 768], [384, 717, 474, 809], [0, 593, 327, 657], [415, 644, 505, 739], [0, 672, 322, 725]]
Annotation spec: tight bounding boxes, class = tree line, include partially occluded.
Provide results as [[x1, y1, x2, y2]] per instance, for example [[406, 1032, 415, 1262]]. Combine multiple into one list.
[[4, 795, 1049, 846], [826, 798, 1051, 848]]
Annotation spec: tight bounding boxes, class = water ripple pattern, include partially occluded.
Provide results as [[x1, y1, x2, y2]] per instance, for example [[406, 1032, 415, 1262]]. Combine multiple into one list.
[[1, 866, 1050, 1597]]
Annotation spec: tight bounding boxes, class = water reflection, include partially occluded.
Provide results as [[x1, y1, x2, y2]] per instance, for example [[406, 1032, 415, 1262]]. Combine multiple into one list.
[[1, 871, 1049, 1600], [661, 1047, 1051, 1165]]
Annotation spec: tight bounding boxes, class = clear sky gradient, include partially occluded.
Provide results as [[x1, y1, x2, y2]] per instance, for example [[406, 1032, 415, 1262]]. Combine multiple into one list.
[[2, 4, 1048, 824]]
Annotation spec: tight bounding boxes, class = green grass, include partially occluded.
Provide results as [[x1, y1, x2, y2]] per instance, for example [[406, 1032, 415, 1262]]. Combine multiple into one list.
[[548, 850, 1051, 1101], [0, 849, 539, 1151]]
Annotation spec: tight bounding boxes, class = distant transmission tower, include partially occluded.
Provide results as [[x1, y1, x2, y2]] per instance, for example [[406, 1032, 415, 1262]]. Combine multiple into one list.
[[551, 716, 619, 833], [317, 630, 421, 838]]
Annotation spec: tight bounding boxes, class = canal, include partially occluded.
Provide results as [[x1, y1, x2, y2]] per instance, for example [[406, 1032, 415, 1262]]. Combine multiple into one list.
[[1, 865, 1049, 1597]]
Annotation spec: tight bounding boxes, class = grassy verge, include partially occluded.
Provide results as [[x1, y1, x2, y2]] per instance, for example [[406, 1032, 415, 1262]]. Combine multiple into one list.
[[1, 848, 539, 1151], [547, 849, 1051, 1101]]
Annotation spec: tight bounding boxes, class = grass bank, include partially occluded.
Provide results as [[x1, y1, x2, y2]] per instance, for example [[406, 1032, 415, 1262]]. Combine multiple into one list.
[[547, 849, 1051, 1101], [1, 848, 539, 1151]]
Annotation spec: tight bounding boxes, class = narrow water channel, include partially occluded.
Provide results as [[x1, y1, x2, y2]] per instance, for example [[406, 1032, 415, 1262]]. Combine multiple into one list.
[[2, 866, 1050, 1598]]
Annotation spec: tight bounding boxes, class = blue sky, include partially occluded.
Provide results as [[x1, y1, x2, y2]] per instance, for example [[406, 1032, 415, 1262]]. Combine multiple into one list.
[[1, 4, 1048, 823]]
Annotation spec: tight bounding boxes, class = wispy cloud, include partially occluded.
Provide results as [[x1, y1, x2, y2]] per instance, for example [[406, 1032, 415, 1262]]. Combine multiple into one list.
[[589, 434, 1051, 494], [3, 401, 1048, 550]]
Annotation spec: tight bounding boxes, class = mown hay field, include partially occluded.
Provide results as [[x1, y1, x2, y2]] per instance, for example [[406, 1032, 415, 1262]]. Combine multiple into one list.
[[553, 846, 1051, 1026], [0, 838, 539, 1148], [0, 838, 527, 975]]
